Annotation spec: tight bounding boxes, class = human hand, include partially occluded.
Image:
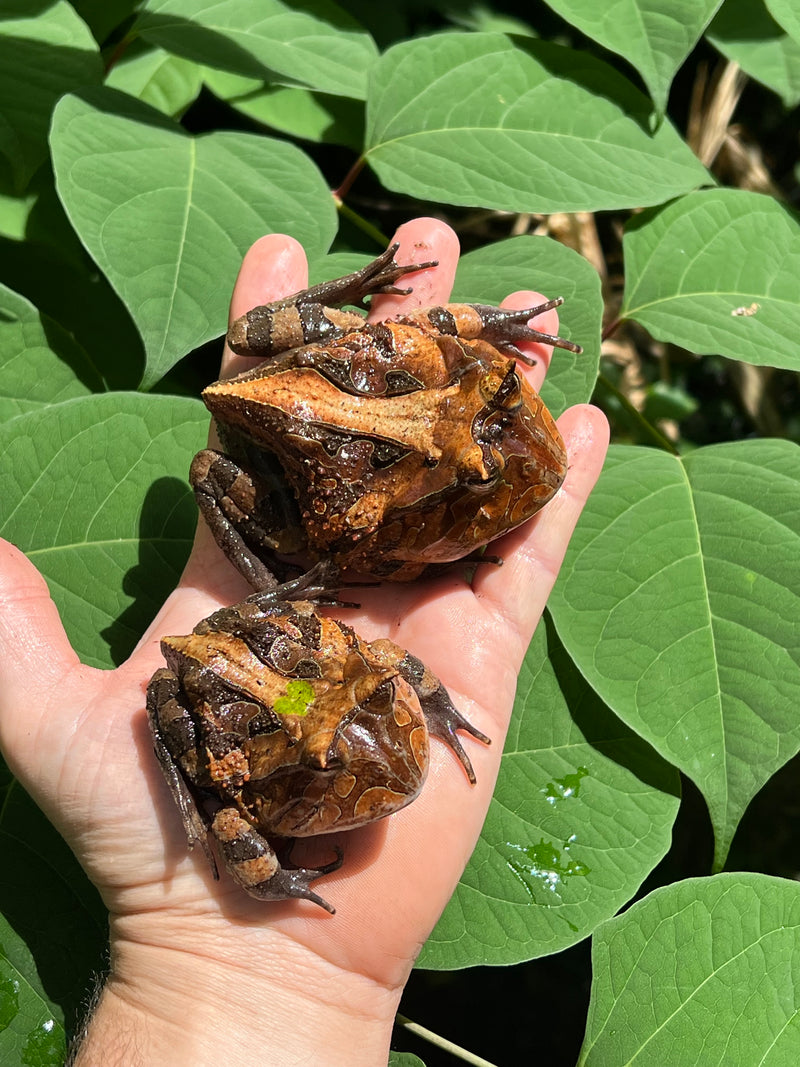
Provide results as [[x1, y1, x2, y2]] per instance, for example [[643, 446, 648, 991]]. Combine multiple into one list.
[[0, 217, 608, 1065]]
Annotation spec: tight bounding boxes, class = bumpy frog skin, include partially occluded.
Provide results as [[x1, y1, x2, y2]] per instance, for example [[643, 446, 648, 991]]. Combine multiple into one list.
[[190, 244, 580, 588], [146, 566, 489, 913]]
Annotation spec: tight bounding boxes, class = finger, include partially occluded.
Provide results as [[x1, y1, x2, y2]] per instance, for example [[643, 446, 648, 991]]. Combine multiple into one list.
[[368, 216, 460, 320], [472, 404, 610, 660], [0, 540, 82, 753], [500, 289, 562, 394], [219, 233, 309, 380]]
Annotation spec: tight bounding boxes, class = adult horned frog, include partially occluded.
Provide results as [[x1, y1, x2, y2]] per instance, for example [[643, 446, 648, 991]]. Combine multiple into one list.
[[191, 244, 581, 586], [146, 565, 489, 912]]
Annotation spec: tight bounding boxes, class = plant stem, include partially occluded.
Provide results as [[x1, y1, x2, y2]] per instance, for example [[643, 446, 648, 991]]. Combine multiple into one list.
[[395, 1015, 500, 1067], [596, 373, 680, 455], [333, 156, 367, 202], [334, 197, 389, 247]]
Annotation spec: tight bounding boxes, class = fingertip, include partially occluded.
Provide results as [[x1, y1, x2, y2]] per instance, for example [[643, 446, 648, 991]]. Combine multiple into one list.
[[221, 234, 310, 378], [369, 217, 460, 318], [557, 404, 611, 494], [0, 539, 78, 686]]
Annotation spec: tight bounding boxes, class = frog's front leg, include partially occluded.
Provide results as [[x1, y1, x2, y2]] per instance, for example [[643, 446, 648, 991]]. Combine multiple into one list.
[[210, 807, 342, 913], [227, 243, 438, 359], [368, 640, 490, 784], [190, 449, 305, 592], [399, 301, 583, 363]]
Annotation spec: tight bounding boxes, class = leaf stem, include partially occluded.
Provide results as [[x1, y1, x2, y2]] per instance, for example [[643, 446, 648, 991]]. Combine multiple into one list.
[[596, 372, 680, 455], [333, 197, 389, 247], [333, 156, 367, 202], [395, 1014, 500, 1066]]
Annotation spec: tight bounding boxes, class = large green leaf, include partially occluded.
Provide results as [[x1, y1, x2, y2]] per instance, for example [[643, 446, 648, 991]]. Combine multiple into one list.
[[136, 0, 378, 100], [707, 0, 800, 108], [0, 393, 207, 668], [50, 88, 337, 389], [0, 0, 102, 193], [542, 0, 723, 114], [622, 189, 800, 370], [580, 874, 800, 1065], [0, 284, 104, 421], [365, 33, 708, 214], [548, 440, 800, 870], [419, 620, 679, 968]]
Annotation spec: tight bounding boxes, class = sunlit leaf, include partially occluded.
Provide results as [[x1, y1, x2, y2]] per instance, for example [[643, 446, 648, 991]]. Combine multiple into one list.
[[420, 620, 679, 968], [0, 393, 207, 667], [105, 43, 203, 116], [622, 189, 800, 370], [136, 0, 378, 99], [0, 284, 103, 421], [707, 0, 800, 108], [0, 0, 102, 192], [580, 874, 800, 1065], [51, 88, 337, 388], [549, 440, 800, 869], [542, 0, 723, 114], [366, 33, 708, 214]]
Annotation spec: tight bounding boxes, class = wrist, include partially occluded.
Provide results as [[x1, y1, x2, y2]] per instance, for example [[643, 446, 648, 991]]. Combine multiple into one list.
[[72, 923, 402, 1067]]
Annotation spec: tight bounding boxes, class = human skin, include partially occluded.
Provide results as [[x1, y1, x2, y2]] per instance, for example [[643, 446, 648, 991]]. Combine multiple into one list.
[[0, 217, 609, 1066]]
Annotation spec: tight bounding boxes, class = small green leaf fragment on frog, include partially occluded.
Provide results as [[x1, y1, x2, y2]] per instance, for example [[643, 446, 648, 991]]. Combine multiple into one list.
[[542, 765, 589, 805], [274, 678, 315, 717]]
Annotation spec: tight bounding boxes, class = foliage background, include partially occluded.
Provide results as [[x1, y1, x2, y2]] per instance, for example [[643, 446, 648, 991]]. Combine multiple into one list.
[[1, 1, 799, 1064]]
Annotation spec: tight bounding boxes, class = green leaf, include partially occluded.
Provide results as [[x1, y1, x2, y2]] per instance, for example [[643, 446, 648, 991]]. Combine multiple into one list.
[[452, 235, 602, 416], [0, 393, 207, 668], [69, 0, 138, 46], [580, 874, 800, 1065], [419, 620, 679, 968], [766, 0, 800, 44], [105, 43, 203, 116], [0, 284, 104, 421], [0, 0, 102, 192], [548, 440, 800, 869], [203, 69, 364, 149], [136, 0, 378, 100], [622, 189, 800, 370], [542, 0, 723, 114], [365, 33, 708, 214], [388, 1055, 426, 1067], [707, 0, 800, 108], [50, 88, 337, 389], [0, 769, 106, 1064]]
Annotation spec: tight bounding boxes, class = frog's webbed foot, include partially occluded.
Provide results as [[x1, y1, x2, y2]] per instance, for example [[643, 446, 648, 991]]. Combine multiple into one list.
[[370, 644, 490, 783], [304, 243, 439, 311], [211, 808, 342, 913], [465, 301, 583, 361], [146, 669, 219, 877]]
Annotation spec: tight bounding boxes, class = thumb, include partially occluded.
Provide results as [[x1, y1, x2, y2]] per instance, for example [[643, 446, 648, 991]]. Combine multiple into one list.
[[0, 539, 83, 762]]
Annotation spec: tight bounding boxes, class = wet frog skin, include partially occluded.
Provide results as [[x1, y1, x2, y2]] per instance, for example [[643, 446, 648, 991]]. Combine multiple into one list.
[[146, 567, 489, 913], [191, 244, 581, 587]]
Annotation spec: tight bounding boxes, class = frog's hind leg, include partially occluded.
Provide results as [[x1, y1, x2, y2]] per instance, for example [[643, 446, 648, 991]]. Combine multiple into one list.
[[210, 807, 342, 913], [227, 244, 439, 358]]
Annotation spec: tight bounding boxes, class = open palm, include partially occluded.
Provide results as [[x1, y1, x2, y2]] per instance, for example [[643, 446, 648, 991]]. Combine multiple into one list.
[[0, 217, 608, 1064]]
